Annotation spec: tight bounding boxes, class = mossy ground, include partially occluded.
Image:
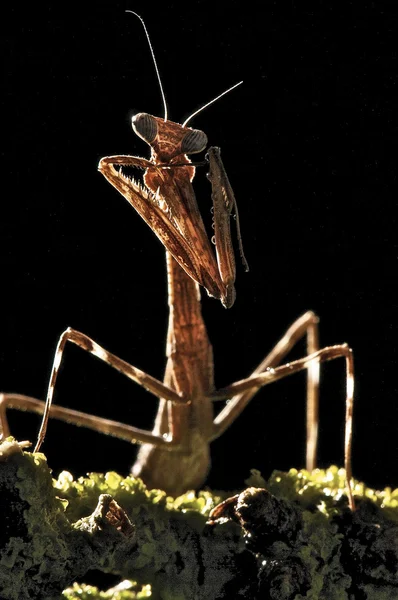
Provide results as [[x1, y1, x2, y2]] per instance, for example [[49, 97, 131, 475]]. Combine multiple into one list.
[[1, 439, 398, 599]]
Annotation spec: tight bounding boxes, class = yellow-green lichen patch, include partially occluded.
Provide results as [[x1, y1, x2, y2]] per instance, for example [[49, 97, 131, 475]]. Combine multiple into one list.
[[63, 580, 152, 599]]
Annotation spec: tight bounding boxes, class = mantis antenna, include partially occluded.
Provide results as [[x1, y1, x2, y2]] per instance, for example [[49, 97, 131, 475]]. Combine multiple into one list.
[[126, 10, 169, 122], [126, 11, 242, 129], [183, 81, 243, 127]]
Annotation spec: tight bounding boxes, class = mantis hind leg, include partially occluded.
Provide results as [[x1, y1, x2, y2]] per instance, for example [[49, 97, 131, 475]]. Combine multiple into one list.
[[208, 312, 355, 510]]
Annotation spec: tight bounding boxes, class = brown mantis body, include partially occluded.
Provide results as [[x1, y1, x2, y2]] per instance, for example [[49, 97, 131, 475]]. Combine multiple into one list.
[[0, 14, 355, 507]]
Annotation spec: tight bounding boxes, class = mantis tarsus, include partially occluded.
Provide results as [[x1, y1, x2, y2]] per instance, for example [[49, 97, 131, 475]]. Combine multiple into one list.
[[0, 13, 355, 508]]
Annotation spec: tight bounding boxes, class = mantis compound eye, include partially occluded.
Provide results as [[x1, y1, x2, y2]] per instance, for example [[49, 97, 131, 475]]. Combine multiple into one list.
[[181, 128, 208, 154], [132, 113, 158, 144]]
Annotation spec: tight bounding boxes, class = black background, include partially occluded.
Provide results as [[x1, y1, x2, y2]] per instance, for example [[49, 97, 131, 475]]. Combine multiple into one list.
[[2, 1, 398, 496]]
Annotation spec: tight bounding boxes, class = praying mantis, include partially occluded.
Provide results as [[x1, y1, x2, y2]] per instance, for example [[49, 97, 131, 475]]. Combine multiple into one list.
[[0, 13, 355, 508]]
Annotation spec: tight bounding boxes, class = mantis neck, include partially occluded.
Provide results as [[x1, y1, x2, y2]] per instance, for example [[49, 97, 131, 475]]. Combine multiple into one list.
[[164, 252, 214, 396]]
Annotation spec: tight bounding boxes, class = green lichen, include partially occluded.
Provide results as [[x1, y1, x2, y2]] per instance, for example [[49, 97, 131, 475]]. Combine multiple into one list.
[[246, 465, 398, 520], [64, 580, 151, 599], [1, 439, 398, 599], [54, 469, 221, 523]]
